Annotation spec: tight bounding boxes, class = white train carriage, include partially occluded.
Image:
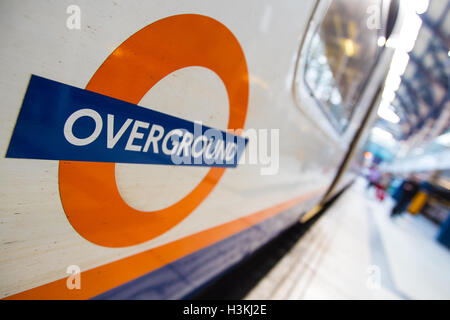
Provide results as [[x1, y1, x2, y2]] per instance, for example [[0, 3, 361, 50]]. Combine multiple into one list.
[[0, 0, 401, 299]]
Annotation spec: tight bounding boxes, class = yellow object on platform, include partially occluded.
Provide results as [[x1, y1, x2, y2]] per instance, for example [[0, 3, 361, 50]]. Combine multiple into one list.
[[408, 191, 428, 215]]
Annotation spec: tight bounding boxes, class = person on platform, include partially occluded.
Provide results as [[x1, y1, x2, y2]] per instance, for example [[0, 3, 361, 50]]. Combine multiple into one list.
[[391, 175, 420, 217], [367, 165, 381, 190], [375, 172, 392, 201]]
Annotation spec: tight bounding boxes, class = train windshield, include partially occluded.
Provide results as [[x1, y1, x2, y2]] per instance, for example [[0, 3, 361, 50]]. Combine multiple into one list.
[[304, 0, 384, 133]]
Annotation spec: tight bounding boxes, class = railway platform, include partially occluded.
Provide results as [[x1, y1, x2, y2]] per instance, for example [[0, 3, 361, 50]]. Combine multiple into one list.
[[245, 178, 450, 300]]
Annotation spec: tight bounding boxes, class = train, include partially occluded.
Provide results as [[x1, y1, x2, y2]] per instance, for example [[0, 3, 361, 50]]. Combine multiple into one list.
[[0, 0, 403, 299]]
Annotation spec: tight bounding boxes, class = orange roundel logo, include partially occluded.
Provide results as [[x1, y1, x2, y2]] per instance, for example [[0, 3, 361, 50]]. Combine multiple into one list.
[[58, 14, 249, 247]]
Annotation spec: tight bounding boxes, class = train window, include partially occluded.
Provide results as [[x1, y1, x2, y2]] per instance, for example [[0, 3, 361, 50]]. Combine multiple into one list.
[[303, 0, 383, 133]]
